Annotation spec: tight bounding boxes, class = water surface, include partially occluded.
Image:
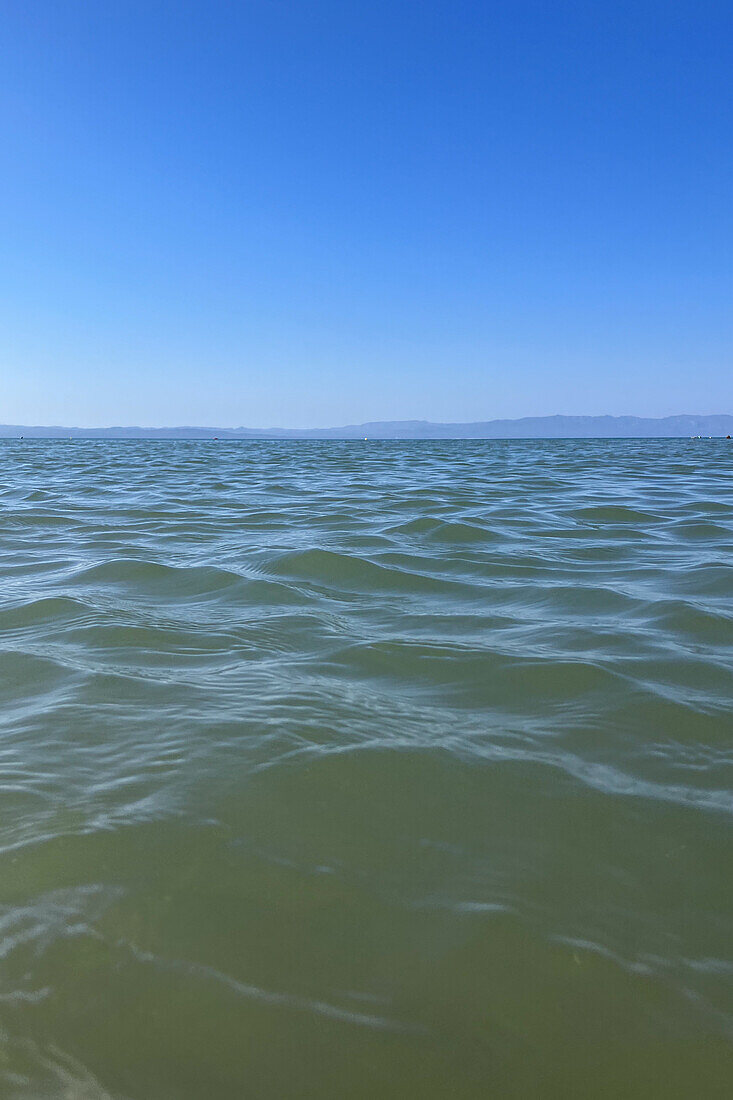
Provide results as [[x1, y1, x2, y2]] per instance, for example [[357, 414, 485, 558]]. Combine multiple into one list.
[[0, 438, 731, 1097]]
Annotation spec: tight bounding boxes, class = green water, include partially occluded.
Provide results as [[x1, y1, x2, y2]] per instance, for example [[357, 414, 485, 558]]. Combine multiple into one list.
[[0, 438, 731, 1098]]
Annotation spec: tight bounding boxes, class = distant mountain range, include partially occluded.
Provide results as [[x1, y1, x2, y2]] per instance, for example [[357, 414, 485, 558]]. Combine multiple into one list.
[[1, 414, 732, 439]]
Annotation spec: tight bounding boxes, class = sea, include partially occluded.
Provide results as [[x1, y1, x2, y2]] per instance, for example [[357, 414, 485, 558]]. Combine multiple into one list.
[[0, 437, 731, 1098]]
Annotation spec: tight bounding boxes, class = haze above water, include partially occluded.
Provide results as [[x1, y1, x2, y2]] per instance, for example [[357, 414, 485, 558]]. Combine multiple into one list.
[[0, 438, 731, 1098]]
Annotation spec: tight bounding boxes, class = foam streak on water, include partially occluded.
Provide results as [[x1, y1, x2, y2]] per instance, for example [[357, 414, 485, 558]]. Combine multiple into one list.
[[0, 438, 731, 1098]]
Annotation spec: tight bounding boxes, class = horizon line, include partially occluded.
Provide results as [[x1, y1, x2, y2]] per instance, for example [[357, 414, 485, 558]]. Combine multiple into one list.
[[2, 412, 732, 440]]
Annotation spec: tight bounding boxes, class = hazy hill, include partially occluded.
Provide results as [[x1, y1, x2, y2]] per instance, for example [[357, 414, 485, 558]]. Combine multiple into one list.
[[1, 414, 732, 439]]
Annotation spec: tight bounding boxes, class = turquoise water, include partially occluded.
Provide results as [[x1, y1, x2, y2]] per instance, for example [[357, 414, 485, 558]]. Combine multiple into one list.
[[0, 438, 731, 1098]]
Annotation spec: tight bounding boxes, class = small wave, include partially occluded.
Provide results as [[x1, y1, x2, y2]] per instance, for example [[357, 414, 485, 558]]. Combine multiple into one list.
[[126, 945, 426, 1035], [0, 597, 92, 631], [61, 559, 310, 607], [633, 599, 733, 645], [327, 641, 628, 708], [265, 548, 473, 595], [66, 559, 244, 596], [425, 520, 498, 544], [0, 650, 81, 706], [668, 521, 733, 541], [385, 516, 444, 535], [569, 505, 663, 525], [669, 562, 733, 597], [386, 517, 496, 543]]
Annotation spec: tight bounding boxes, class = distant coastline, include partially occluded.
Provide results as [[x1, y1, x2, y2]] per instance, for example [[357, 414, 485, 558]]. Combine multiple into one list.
[[1, 414, 732, 440]]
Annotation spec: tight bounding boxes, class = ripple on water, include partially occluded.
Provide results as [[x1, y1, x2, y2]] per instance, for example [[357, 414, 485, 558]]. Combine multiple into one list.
[[0, 437, 732, 1098]]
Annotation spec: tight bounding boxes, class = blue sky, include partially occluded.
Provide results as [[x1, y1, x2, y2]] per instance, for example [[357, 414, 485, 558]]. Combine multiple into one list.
[[1, 0, 731, 427]]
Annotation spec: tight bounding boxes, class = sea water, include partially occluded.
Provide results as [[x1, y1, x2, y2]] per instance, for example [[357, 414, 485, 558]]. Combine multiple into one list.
[[0, 438, 731, 1097]]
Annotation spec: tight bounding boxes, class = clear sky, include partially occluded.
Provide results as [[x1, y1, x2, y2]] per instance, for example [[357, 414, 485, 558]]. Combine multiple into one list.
[[1, 1, 731, 427]]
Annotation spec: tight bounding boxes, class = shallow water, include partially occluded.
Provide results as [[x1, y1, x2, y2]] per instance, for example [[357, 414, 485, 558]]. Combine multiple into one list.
[[0, 437, 731, 1098]]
